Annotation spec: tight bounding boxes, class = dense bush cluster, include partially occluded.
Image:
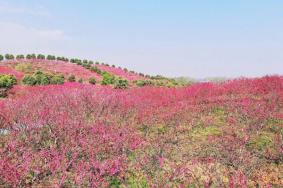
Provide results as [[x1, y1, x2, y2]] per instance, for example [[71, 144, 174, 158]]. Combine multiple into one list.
[[114, 78, 129, 89], [0, 74, 17, 97], [0, 74, 17, 88], [22, 71, 65, 86]]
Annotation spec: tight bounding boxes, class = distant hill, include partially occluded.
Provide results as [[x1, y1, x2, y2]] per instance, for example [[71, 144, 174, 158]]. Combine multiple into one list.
[[0, 54, 187, 89]]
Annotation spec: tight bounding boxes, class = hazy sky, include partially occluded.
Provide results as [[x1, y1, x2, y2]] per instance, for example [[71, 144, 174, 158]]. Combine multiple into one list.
[[0, 0, 282, 78]]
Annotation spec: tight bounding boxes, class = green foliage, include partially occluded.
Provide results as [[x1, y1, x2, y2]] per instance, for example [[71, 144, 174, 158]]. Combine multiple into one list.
[[26, 54, 36, 59], [135, 80, 154, 87], [50, 74, 65, 85], [16, 54, 25, 59], [5, 54, 14, 60], [150, 75, 166, 80], [125, 172, 150, 188], [108, 177, 121, 188], [90, 66, 102, 74], [0, 54, 3, 61], [190, 126, 222, 140], [0, 74, 17, 88], [82, 62, 91, 69], [247, 132, 274, 151], [33, 71, 50, 85], [101, 72, 116, 85], [56, 56, 69, 62], [22, 75, 37, 86], [47, 55, 56, 60], [88, 77, 96, 85], [37, 54, 45, 59], [22, 71, 64, 86], [114, 78, 128, 89], [68, 75, 76, 82]]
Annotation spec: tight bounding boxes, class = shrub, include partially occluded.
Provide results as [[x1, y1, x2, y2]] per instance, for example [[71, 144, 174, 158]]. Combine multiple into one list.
[[0, 55, 3, 61], [88, 77, 96, 85], [90, 66, 102, 74], [114, 78, 128, 89], [135, 80, 154, 87], [82, 63, 91, 69], [68, 75, 76, 82], [78, 78, 83, 83], [50, 74, 65, 85], [0, 74, 17, 88], [101, 72, 116, 85], [23, 72, 65, 86], [22, 75, 37, 86], [34, 71, 51, 85]]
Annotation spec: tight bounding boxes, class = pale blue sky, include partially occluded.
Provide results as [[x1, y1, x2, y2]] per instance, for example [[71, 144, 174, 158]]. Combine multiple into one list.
[[0, 0, 282, 78]]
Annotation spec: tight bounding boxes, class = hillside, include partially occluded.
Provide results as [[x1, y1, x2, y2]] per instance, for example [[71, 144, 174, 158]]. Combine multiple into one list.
[[0, 54, 282, 187], [0, 54, 186, 95]]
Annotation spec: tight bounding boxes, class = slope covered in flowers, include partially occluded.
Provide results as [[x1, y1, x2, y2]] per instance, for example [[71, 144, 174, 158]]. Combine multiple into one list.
[[0, 66, 24, 80], [2, 59, 101, 81], [0, 76, 282, 187]]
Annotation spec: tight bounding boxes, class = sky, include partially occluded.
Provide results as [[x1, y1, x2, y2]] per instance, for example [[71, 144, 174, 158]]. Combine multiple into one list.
[[0, 0, 282, 78]]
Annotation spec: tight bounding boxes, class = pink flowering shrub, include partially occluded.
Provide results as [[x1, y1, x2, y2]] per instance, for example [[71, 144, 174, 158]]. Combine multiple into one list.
[[0, 66, 24, 80], [0, 75, 282, 187]]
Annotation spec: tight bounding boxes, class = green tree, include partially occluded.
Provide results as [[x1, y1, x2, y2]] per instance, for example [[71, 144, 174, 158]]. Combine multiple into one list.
[[16, 55, 25, 59], [47, 55, 56, 60], [37, 54, 45, 59], [5, 54, 14, 60], [0, 55, 4, 61]]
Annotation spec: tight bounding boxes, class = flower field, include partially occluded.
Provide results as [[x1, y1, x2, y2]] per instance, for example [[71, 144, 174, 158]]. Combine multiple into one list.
[[0, 74, 282, 187]]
